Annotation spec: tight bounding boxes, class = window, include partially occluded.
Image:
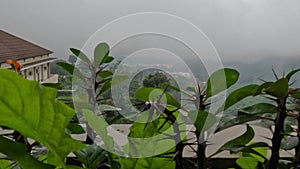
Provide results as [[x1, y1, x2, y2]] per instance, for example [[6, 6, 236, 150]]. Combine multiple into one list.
[[44, 66, 47, 70], [28, 71, 32, 76]]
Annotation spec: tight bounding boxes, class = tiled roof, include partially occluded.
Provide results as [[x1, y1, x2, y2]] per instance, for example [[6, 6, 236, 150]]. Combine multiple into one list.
[[0, 29, 53, 63]]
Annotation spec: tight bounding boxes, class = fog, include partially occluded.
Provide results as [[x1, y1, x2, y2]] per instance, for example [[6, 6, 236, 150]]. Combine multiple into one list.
[[1, 0, 300, 63]]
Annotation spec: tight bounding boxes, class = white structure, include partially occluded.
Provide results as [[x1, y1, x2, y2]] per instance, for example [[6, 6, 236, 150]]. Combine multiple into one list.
[[0, 29, 57, 83]]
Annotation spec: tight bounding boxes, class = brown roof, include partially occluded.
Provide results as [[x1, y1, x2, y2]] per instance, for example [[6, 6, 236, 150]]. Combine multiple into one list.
[[0, 30, 53, 63]]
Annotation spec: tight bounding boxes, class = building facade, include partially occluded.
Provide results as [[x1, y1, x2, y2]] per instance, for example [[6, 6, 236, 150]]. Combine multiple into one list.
[[0, 29, 57, 83]]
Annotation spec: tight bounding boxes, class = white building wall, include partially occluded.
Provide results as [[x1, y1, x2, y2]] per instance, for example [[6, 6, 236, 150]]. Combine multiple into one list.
[[26, 68, 34, 80], [42, 64, 48, 81], [1, 55, 57, 83]]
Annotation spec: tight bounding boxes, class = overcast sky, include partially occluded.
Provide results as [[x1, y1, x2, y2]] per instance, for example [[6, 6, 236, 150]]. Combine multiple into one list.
[[1, 0, 300, 64]]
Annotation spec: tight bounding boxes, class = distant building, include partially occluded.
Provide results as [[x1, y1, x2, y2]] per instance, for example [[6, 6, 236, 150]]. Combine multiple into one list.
[[0, 29, 58, 83]]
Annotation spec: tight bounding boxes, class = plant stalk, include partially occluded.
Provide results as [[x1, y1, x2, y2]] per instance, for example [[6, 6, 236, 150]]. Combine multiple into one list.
[[172, 118, 184, 169], [268, 99, 287, 169], [85, 70, 97, 144], [195, 130, 207, 169], [293, 115, 300, 168]]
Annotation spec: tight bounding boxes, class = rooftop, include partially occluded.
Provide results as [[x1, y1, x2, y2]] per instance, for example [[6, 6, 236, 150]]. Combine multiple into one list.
[[0, 29, 53, 63]]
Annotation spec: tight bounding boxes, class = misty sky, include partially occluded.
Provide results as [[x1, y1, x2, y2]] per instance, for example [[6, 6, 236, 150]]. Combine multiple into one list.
[[1, 0, 300, 64]]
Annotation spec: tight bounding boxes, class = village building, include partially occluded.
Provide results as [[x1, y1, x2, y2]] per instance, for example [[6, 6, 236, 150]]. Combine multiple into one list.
[[0, 29, 57, 83]]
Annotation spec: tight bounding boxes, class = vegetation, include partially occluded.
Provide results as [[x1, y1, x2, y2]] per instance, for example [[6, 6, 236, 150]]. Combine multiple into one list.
[[0, 43, 299, 169]]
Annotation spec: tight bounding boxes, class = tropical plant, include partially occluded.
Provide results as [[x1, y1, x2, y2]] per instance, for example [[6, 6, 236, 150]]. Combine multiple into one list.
[[216, 68, 300, 169], [1, 41, 300, 169]]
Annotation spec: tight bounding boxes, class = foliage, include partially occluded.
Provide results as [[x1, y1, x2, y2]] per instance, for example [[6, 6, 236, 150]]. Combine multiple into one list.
[[0, 69, 84, 168], [1, 42, 300, 169]]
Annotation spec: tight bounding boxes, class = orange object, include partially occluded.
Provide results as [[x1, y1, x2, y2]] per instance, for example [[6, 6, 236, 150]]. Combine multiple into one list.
[[6, 59, 24, 74]]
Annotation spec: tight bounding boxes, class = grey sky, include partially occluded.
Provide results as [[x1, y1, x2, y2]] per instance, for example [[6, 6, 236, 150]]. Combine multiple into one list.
[[1, 0, 300, 63]]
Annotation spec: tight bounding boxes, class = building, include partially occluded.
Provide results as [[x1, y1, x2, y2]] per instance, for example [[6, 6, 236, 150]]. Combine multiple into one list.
[[0, 29, 58, 83]]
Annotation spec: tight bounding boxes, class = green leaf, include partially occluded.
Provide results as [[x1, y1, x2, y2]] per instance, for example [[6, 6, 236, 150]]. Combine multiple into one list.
[[0, 159, 11, 169], [74, 145, 110, 169], [239, 103, 277, 115], [0, 136, 55, 169], [98, 79, 112, 96], [217, 114, 262, 132], [98, 70, 113, 78], [291, 92, 300, 100], [94, 43, 109, 67], [122, 109, 184, 158], [103, 56, 114, 64], [286, 68, 300, 81], [110, 75, 128, 87], [82, 109, 115, 151], [70, 48, 91, 64], [237, 142, 268, 161], [206, 68, 239, 99], [186, 86, 196, 93], [218, 103, 277, 131], [98, 104, 121, 112], [281, 136, 298, 150], [0, 69, 84, 168], [159, 83, 180, 92], [217, 103, 277, 131], [221, 84, 259, 111], [135, 88, 180, 107], [250, 143, 268, 162], [57, 62, 74, 74], [56, 62, 85, 80], [236, 157, 259, 169], [214, 125, 254, 155], [42, 83, 62, 89], [265, 78, 289, 99], [188, 110, 216, 132], [160, 83, 192, 97], [67, 123, 85, 134], [254, 82, 273, 96]]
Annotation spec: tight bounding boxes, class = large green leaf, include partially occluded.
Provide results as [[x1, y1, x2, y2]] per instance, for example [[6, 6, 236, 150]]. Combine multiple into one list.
[[70, 48, 91, 64], [218, 103, 277, 131], [119, 115, 176, 169], [56, 62, 75, 75], [0, 136, 55, 169], [0, 159, 11, 169], [135, 87, 180, 107], [236, 143, 267, 168], [213, 125, 254, 155], [94, 43, 109, 67], [102, 56, 114, 64], [281, 136, 298, 150], [236, 157, 259, 169], [67, 123, 85, 134], [239, 142, 268, 160], [0, 69, 84, 167], [221, 84, 259, 111], [98, 70, 113, 78], [74, 145, 114, 169], [265, 78, 289, 99], [254, 82, 273, 96], [42, 83, 62, 90], [286, 68, 300, 81], [292, 92, 300, 100], [206, 68, 239, 99], [120, 107, 185, 159], [82, 109, 115, 151], [239, 103, 277, 115], [217, 114, 262, 132], [188, 110, 216, 132], [56, 62, 85, 80]]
